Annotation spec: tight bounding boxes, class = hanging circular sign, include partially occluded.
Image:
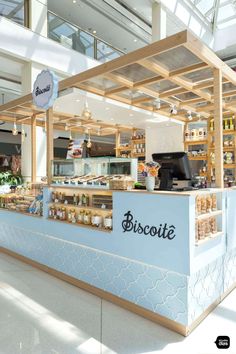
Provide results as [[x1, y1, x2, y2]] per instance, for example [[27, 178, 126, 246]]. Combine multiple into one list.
[[32, 70, 58, 110]]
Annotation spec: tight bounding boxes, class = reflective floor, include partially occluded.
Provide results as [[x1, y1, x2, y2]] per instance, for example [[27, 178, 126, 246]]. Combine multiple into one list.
[[0, 253, 235, 354]]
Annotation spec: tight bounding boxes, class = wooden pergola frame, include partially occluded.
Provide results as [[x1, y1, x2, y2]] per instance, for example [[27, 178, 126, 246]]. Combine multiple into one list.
[[1, 30, 235, 187]]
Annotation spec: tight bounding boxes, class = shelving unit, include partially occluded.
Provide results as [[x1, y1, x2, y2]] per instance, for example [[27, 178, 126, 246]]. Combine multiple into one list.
[[184, 117, 236, 185], [116, 132, 145, 159], [195, 191, 223, 246], [195, 231, 223, 246], [48, 186, 113, 231]]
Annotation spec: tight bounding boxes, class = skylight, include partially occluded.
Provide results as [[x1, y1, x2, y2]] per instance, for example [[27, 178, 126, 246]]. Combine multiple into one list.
[[185, 0, 236, 31]]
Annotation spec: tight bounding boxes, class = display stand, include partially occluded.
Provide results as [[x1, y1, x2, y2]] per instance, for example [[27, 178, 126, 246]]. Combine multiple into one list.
[[1, 30, 236, 335]]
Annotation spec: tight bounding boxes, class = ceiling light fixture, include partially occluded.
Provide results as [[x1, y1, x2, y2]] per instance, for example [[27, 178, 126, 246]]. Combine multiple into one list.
[[134, 39, 138, 42], [187, 110, 193, 121], [12, 120, 18, 136], [155, 99, 161, 110], [92, 30, 97, 34], [73, 0, 76, 3], [170, 104, 177, 115], [21, 124, 25, 142], [69, 130, 72, 140], [81, 100, 92, 120], [105, 107, 110, 111], [76, 99, 80, 102], [129, 113, 134, 117], [197, 114, 201, 122], [65, 124, 69, 131]]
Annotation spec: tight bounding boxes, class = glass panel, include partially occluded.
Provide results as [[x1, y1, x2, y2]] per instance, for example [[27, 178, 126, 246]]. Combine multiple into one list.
[[48, 13, 94, 58], [48, 12, 124, 63], [150, 47, 202, 71], [97, 40, 122, 63], [112, 63, 156, 83], [0, 0, 25, 26]]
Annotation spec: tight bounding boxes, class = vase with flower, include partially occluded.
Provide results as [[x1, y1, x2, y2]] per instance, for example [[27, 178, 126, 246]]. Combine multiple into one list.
[[138, 161, 160, 192]]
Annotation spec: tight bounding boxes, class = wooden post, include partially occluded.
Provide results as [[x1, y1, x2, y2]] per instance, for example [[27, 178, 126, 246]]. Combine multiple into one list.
[[31, 114, 36, 183], [213, 69, 224, 188], [46, 108, 53, 185], [115, 130, 120, 157]]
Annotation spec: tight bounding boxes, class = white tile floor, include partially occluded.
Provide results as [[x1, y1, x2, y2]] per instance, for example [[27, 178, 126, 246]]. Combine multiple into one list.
[[0, 253, 235, 354]]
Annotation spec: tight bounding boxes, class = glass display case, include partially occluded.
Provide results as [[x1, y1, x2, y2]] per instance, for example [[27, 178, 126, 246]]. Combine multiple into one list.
[[52, 157, 138, 186]]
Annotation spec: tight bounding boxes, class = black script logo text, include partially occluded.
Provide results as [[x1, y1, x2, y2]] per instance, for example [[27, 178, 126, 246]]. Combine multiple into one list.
[[122, 211, 176, 240]]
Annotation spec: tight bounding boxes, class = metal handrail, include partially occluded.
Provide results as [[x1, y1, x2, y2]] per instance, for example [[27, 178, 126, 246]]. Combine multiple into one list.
[[47, 10, 125, 61]]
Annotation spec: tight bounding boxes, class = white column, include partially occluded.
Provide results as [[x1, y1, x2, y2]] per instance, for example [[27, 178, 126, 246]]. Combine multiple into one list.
[[145, 125, 184, 161], [21, 62, 47, 182], [29, 0, 48, 37], [152, 1, 167, 42]]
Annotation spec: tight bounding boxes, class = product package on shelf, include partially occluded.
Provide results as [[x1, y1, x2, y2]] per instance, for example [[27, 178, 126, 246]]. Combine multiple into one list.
[[195, 193, 221, 245]]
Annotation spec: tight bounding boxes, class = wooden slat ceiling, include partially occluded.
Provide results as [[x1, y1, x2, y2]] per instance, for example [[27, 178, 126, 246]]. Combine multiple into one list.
[[1, 30, 236, 130]]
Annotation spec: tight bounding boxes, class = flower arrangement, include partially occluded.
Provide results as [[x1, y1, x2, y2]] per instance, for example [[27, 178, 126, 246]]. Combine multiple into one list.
[[138, 161, 160, 177]]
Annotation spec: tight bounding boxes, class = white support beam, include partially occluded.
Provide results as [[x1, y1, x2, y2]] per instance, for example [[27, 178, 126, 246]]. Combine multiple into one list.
[[152, 1, 166, 42]]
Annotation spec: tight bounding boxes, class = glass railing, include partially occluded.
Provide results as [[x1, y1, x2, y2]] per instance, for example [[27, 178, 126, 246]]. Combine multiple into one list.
[[0, 0, 27, 27], [48, 11, 124, 63]]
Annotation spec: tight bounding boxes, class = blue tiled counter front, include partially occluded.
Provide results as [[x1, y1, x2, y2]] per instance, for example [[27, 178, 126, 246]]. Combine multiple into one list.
[[0, 187, 235, 333]]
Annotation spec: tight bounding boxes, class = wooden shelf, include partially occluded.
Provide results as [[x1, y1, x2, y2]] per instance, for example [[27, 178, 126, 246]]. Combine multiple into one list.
[[195, 231, 223, 246], [209, 163, 236, 168], [188, 155, 207, 161], [132, 153, 145, 158], [0, 208, 42, 218], [224, 164, 236, 169], [47, 217, 112, 233], [116, 146, 132, 151], [199, 172, 207, 177], [131, 139, 145, 144], [49, 202, 112, 211], [184, 140, 207, 146], [209, 130, 236, 135], [208, 146, 235, 151], [196, 210, 222, 220]]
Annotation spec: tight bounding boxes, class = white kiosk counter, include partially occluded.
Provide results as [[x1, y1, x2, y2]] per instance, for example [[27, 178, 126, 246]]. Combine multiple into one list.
[[0, 186, 235, 336]]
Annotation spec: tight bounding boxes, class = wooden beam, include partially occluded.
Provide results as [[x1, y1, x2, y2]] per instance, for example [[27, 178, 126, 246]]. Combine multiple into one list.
[[214, 69, 223, 188], [160, 87, 188, 98], [169, 62, 208, 77], [46, 108, 54, 185], [180, 97, 205, 106], [105, 85, 127, 96], [0, 93, 32, 112], [132, 96, 154, 104], [31, 115, 37, 183], [133, 74, 164, 88]]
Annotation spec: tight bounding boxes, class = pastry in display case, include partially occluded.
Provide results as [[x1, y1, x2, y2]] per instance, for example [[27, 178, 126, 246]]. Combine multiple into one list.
[[51, 157, 137, 188]]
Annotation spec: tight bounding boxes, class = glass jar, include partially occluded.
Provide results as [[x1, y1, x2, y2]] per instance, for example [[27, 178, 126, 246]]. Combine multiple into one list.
[[84, 211, 91, 225], [92, 214, 103, 227], [77, 210, 85, 224], [104, 214, 113, 230], [71, 209, 76, 223]]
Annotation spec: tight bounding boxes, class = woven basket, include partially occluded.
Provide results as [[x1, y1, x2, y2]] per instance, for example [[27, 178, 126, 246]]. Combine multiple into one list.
[[109, 179, 134, 190]]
